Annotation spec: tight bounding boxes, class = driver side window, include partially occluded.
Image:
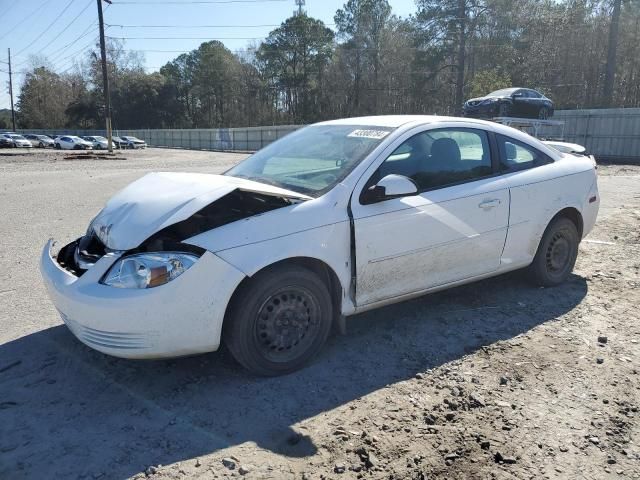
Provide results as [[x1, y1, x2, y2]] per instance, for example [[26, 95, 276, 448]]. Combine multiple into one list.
[[372, 128, 493, 191]]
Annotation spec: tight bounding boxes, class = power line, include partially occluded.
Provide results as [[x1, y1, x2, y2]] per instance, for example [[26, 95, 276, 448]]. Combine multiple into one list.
[[14, 0, 78, 57], [46, 3, 110, 62], [113, 0, 287, 3], [52, 38, 100, 72], [108, 35, 278, 40], [106, 22, 332, 28], [0, 0, 50, 42], [35, 0, 95, 58]]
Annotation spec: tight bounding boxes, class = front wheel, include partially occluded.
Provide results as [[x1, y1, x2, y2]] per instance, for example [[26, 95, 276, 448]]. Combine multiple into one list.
[[224, 265, 333, 376], [498, 102, 510, 117], [538, 107, 549, 120], [528, 217, 579, 287]]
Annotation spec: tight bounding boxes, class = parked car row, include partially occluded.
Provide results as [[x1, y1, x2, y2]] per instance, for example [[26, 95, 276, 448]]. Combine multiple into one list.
[[1, 133, 34, 148], [0, 132, 148, 150]]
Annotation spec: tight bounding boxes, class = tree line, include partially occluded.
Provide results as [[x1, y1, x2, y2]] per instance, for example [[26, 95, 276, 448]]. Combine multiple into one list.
[[12, 0, 640, 131]]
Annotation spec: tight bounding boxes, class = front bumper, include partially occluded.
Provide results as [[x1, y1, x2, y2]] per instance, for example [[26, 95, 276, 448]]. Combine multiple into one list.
[[40, 239, 245, 359], [463, 102, 500, 118]]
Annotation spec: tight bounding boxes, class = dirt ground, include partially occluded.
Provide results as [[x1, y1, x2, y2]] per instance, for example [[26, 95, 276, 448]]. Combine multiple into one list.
[[0, 148, 638, 480]]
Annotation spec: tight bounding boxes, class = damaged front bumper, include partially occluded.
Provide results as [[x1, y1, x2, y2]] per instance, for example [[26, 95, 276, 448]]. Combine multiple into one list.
[[40, 238, 245, 359]]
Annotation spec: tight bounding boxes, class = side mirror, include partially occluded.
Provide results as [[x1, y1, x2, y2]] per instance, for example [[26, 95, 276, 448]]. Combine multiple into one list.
[[361, 174, 418, 204]]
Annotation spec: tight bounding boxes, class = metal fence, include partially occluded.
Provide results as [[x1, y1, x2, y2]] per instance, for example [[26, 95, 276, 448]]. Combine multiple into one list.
[[18, 125, 302, 152], [549, 108, 640, 162], [17, 108, 640, 162]]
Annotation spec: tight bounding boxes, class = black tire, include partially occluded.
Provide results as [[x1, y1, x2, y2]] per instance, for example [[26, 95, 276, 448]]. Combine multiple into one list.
[[38, 142, 44, 148], [55, 143, 61, 150], [224, 265, 333, 376], [528, 217, 579, 287], [538, 107, 549, 120], [498, 102, 510, 117]]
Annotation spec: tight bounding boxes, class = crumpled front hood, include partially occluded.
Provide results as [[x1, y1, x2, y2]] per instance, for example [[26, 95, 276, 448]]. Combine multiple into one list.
[[90, 172, 311, 251]]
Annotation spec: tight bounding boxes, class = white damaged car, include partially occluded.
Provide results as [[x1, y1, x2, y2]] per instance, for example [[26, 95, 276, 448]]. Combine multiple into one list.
[[40, 116, 599, 375]]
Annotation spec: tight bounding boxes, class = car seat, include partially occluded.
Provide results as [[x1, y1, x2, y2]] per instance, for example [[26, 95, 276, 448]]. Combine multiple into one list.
[[428, 138, 462, 171]]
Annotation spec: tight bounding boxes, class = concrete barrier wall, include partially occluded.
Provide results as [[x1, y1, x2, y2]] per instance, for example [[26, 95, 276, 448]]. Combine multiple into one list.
[[17, 108, 640, 162]]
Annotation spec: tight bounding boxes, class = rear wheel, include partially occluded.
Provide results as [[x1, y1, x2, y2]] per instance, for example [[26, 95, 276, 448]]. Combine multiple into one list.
[[224, 265, 333, 376], [528, 217, 579, 286]]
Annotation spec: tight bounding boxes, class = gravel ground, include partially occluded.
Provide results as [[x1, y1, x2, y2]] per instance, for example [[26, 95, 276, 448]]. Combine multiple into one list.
[[0, 148, 638, 480]]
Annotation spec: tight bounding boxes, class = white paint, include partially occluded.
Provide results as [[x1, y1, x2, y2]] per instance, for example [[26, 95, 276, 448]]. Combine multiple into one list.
[[374, 174, 418, 196], [90, 172, 311, 250], [39, 115, 599, 360]]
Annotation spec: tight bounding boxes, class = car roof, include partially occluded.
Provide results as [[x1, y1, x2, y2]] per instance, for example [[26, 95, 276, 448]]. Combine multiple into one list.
[[315, 114, 517, 131], [316, 115, 492, 128]]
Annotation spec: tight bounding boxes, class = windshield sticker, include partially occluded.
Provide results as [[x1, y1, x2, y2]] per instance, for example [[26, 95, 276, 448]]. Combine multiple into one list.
[[347, 129, 390, 140]]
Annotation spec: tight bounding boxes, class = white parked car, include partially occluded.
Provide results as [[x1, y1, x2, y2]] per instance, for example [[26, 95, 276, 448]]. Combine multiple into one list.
[[82, 136, 109, 150], [2, 133, 33, 148], [23, 134, 55, 148], [55, 135, 93, 150], [121, 136, 147, 149], [40, 116, 599, 375]]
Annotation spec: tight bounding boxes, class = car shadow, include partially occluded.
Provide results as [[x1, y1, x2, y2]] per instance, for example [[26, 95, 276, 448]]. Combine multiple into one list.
[[0, 271, 587, 479]]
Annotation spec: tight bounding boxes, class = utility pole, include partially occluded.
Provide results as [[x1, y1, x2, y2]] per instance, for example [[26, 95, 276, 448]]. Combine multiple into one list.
[[97, 0, 113, 152], [602, 0, 622, 107], [8, 48, 16, 131], [295, 0, 305, 15]]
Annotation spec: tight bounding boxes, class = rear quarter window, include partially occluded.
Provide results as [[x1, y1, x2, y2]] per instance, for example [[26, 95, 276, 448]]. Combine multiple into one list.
[[497, 134, 553, 172]]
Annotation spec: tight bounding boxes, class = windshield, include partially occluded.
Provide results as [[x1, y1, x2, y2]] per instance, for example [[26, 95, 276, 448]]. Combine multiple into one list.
[[10, 134, 26, 140], [94, 136, 107, 141], [225, 124, 395, 196], [488, 88, 517, 97]]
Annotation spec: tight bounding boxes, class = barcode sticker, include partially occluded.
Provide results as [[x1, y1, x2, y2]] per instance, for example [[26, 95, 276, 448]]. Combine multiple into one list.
[[347, 129, 390, 140]]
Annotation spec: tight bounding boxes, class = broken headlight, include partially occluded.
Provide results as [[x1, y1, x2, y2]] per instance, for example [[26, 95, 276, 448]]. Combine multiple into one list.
[[101, 252, 198, 289]]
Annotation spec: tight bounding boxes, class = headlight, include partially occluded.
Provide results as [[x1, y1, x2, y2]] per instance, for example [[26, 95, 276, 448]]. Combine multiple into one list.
[[101, 252, 198, 289], [481, 98, 499, 104]]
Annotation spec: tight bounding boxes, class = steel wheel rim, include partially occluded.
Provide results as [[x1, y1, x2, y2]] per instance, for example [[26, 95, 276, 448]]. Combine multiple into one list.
[[254, 286, 321, 363], [546, 231, 571, 273]]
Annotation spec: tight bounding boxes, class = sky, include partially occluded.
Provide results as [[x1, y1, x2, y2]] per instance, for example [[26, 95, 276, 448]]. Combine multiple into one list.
[[0, 0, 417, 110]]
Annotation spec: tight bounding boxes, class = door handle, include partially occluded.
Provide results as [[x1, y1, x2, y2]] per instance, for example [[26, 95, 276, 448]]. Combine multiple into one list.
[[478, 199, 501, 209]]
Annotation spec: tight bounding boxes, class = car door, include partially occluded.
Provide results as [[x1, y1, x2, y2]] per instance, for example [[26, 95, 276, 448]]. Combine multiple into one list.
[[526, 90, 541, 115], [351, 126, 509, 307], [510, 89, 529, 116]]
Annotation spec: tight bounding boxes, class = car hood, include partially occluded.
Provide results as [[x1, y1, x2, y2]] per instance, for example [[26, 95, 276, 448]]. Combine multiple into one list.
[[465, 95, 505, 104], [90, 172, 312, 251]]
